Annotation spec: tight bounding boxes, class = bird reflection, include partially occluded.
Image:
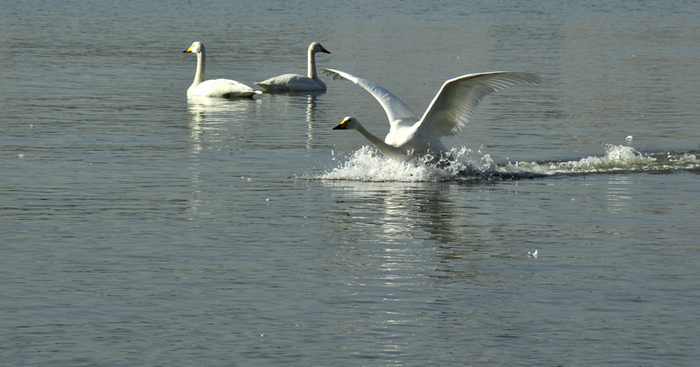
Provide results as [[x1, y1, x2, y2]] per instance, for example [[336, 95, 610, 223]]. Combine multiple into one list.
[[305, 93, 319, 150], [321, 179, 507, 284], [185, 96, 261, 220], [255, 91, 324, 150], [605, 175, 633, 214], [322, 181, 469, 246], [186, 96, 260, 150]]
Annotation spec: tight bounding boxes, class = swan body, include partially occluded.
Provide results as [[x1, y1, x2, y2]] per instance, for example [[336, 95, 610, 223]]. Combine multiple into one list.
[[325, 68, 540, 159], [256, 42, 331, 92], [184, 42, 258, 98]]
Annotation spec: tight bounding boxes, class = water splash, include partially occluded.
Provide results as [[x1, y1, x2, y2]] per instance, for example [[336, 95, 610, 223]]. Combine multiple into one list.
[[320, 146, 536, 182], [318, 145, 700, 182], [512, 145, 654, 175], [513, 145, 700, 175]]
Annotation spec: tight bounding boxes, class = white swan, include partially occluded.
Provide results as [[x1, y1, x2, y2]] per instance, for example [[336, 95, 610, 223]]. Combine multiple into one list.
[[255, 42, 331, 92], [184, 42, 258, 98], [324, 68, 540, 159]]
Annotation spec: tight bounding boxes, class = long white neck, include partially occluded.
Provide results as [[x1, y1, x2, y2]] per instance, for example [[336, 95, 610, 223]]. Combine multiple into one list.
[[355, 123, 405, 159], [307, 47, 318, 81], [191, 49, 205, 90]]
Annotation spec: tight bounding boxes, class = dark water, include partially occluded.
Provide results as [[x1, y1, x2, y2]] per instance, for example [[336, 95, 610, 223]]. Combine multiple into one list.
[[1, 1, 699, 366]]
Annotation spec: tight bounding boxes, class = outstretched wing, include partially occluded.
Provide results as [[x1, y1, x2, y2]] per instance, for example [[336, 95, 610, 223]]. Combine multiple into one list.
[[416, 71, 540, 138], [323, 68, 418, 126]]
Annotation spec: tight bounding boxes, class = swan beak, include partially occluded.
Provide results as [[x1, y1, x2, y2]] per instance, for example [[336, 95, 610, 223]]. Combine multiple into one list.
[[320, 46, 331, 54], [183, 45, 194, 53], [333, 119, 348, 130]]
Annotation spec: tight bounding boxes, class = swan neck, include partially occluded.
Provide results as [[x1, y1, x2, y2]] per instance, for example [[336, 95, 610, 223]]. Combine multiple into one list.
[[356, 124, 403, 158], [193, 49, 205, 88], [307, 48, 317, 80]]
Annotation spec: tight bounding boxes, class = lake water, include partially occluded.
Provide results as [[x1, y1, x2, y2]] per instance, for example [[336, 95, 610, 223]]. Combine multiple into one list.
[[1, 0, 699, 366]]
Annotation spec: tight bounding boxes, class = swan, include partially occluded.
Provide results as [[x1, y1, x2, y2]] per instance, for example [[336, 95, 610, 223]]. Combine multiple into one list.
[[255, 42, 331, 92], [324, 68, 540, 159], [184, 41, 258, 98]]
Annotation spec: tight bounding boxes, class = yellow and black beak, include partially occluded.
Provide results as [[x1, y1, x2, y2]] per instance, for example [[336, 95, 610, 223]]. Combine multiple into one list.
[[320, 45, 331, 54], [333, 118, 348, 130], [183, 45, 194, 53]]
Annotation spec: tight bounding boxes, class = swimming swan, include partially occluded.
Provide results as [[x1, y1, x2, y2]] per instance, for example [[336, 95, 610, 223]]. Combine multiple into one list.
[[184, 42, 258, 98], [324, 68, 540, 159], [256, 42, 331, 92]]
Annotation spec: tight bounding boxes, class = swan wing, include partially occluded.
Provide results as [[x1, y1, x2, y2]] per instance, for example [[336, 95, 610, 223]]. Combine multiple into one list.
[[323, 68, 417, 125], [416, 71, 540, 138]]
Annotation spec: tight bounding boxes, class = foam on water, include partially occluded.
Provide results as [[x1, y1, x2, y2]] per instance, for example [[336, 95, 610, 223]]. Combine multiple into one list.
[[319, 145, 700, 182], [513, 145, 700, 175], [320, 146, 503, 182], [512, 145, 653, 175]]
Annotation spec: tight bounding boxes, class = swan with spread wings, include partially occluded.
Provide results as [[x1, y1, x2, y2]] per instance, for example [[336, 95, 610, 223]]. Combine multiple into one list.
[[324, 68, 540, 159]]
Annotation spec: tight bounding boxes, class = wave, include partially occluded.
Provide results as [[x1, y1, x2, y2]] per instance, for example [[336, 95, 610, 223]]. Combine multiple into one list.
[[318, 145, 700, 182]]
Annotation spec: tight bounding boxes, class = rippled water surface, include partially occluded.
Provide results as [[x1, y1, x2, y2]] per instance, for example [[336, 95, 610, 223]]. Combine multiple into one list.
[[1, 1, 699, 366]]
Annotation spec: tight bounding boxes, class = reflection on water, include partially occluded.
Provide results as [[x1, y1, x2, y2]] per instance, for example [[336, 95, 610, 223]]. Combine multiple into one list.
[[186, 96, 261, 148], [605, 174, 633, 214], [305, 94, 321, 149], [185, 97, 262, 220], [322, 180, 484, 248], [319, 182, 441, 359], [190, 92, 327, 149], [257, 92, 325, 150]]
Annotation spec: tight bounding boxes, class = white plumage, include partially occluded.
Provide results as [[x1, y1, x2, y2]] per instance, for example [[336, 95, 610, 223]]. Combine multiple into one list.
[[256, 42, 331, 92], [184, 42, 258, 98], [325, 68, 540, 159]]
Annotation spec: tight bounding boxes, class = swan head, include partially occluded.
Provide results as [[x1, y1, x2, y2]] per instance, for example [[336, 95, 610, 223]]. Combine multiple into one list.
[[184, 41, 204, 54], [333, 116, 360, 130], [310, 42, 331, 55]]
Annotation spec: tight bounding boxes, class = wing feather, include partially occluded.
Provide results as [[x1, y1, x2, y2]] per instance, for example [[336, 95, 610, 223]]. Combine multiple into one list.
[[416, 71, 540, 138], [323, 68, 418, 126]]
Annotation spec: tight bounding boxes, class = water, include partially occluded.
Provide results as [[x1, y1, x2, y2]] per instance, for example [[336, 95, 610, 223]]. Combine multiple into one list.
[[1, 0, 699, 365]]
